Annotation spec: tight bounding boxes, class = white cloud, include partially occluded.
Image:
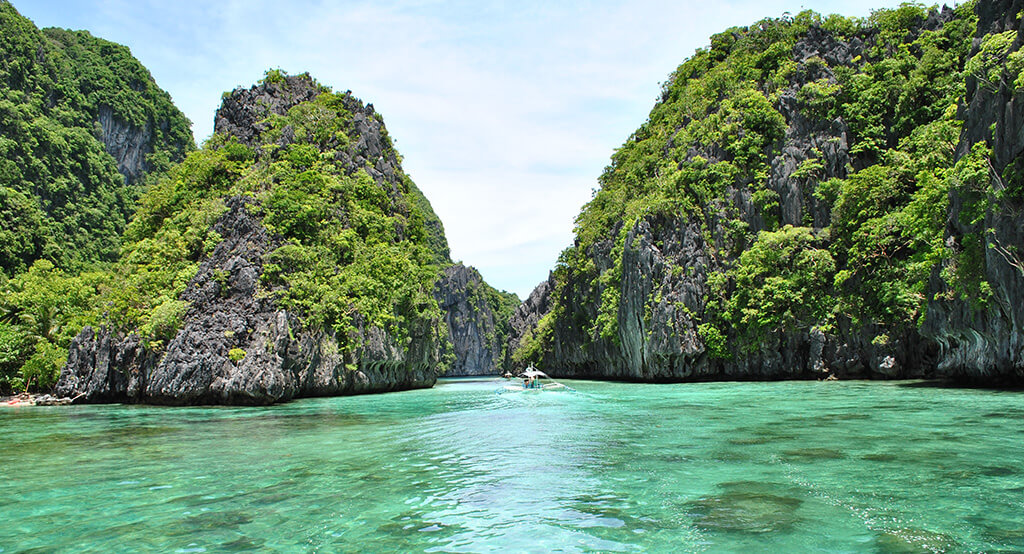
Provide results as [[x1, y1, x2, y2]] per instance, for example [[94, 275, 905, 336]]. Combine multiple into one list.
[[20, 0, 914, 297]]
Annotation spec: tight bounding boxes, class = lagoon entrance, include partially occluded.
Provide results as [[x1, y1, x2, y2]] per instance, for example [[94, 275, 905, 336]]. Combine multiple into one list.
[[2, 378, 1022, 551]]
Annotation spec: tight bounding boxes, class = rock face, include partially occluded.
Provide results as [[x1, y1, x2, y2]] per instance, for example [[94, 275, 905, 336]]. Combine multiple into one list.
[[97, 104, 155, 184], [505, 273, 554, 371], [923, 0, 1024, 382], [213, 73, 451, 263], [514, 222, 936, 382], [58, 196, 437, 404], [57, 75, 446, 404], [433, 264, 507, 375], [57, 327, 151, 404], [509, 7, 968, 382], [514, 2, 1024, 385], [42, 28, 194, 185], [213, 75, 323, 148]]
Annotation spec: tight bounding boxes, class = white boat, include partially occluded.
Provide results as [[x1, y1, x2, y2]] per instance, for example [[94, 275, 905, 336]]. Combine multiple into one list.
[[495, 367, 575, 394]]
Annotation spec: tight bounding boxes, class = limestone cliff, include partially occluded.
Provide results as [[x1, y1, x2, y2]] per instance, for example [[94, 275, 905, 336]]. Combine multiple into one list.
[[56, 74, 447, 404], [434, 264, 518, 376], [57, 196, 435, 404], [923, 0, 1024, 382], [43, 27, 194, 184], [0, 3, 193, 273], [510, 4, 994, 382], [214, 76, 451, 264]]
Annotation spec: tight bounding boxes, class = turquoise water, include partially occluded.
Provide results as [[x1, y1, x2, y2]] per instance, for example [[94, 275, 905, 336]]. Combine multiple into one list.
[[2, 379, 1023, 552]]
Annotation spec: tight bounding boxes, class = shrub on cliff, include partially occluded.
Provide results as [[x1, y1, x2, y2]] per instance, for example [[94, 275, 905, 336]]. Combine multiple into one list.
[[518, 2, 984, 374], [99, 72, 447, 360]]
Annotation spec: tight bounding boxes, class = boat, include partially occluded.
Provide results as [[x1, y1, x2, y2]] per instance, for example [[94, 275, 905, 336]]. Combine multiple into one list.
[[495, 367, 575, 394]]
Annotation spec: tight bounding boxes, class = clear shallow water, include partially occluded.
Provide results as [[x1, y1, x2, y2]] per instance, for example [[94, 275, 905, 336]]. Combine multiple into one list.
[[1, 379, 1023, 552]]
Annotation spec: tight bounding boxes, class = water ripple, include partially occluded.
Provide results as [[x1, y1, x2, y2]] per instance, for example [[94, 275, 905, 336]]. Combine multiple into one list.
[[1, 378, 1023, 551]]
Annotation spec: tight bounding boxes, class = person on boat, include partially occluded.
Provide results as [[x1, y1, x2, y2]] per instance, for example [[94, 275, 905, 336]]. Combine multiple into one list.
[[523, 375, 535, 388]]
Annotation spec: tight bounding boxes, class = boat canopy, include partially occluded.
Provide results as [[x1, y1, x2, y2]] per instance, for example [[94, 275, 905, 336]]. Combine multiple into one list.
[[495, 366, 576, 394]]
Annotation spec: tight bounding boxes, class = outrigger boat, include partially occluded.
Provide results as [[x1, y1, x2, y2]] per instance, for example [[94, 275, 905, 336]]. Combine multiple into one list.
[[495, 367, 576, 394]]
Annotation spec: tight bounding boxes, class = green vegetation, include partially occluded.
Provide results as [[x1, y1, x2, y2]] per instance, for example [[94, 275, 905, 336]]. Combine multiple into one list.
[[0, 3, 192, 274], [228, 348, 247, 363], [257, 91, 443, 343], [0, 260, 110, 391], [717, 225, 835, 348], [520, 3, 990, 362], [0, 2, 192, 393], [98, 72, 450, 365], [0, 43, 481, 393]]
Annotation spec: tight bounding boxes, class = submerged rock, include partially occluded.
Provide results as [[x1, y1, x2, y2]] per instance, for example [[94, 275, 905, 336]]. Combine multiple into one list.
[[687, 481, 804, 534], [873, 527, 959, 553]]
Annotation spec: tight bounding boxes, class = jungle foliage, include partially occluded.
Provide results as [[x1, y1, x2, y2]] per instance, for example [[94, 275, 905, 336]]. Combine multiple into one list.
[[104, 75, 451, 362], [522, 2, 996, 361], [0, 1, 193, 392], [0, 2, 192, 275]]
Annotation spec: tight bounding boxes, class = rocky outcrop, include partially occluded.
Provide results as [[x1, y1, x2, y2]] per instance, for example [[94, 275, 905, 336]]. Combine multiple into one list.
[[214, 75, 396, 187], [213, 74, 323, 148], [97, 105, 154, 184], [434, 264, 506, 375], [511, 2, 1024, 386], [504, 273, 554, 372], [923, 0, 1024, 382], [214, 73, 451, 263], [509, 8, 959, 382], [56, 327, 151, 403], [58, 196, 437, 405], [513, 215, 937, 381], [57, 76, 445, 405], [516, 2, 1023, 385]]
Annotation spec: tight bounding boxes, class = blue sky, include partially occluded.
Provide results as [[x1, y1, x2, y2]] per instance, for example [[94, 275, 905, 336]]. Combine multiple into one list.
[[19, 0, 913, 298]]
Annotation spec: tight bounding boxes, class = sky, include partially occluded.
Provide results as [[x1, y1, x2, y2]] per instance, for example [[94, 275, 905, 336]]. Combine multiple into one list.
[[19, 0, 912, 298]]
